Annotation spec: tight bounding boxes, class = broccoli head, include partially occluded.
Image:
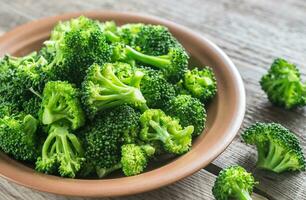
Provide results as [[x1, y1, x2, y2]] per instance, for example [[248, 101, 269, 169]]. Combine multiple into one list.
[[0, 113, 39, 162], [39, 81, 85, 130], [36, 124, 85, 178], [165, 95, 206, 136], [140, 109, 194, 154], [242, 122, 305, 173], [81, 63, 147, 117], [260, 58, 306, 109], [121, 144, 155, 176], [183, 67, 217, 102], [212, 165, 257, 200]]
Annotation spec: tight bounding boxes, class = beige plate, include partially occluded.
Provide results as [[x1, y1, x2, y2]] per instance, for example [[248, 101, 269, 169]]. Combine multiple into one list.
[[0, 11, 245, 197]]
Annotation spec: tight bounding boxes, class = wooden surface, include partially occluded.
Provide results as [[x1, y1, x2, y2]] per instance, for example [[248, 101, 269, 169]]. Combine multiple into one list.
[[0, 0, 305, 199]]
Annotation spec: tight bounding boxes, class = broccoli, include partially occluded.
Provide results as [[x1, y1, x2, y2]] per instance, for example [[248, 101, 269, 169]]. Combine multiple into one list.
[[35, 124, 85, 178], [83, 105, 140, 177], [139, 109, 194, 154], [39, 81, 85, 130], [121, 144, 155, 176], [165, 95, 206, 136], [183, 67, 217, 102], [117, 23, 143, 46], [242, 122, 305, 173], [212, 165, 257, 200], [100, 21, 121, 43], [140, 67, 176, 108], [260, 58, 306, 109], [42, 16, 112, 84], [81, 63, 147, 117], [0, 113, 39, 162], [112, 62, 137, 85]]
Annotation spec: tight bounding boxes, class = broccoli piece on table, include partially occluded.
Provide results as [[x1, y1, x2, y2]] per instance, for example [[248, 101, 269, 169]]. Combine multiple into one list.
[[183, 67, 217, 102], [0, 113, 39, 162], [140, 109, 194, 154], [165, 95, 206, 136], [36, 124, 85, 178], [81, 63, 147, 117], [121, 144, 155, 176], [260, 58, 306, 109], [242, 122, 305, 173], [212, 165, 257, 200], [39, 81, 85, 130]]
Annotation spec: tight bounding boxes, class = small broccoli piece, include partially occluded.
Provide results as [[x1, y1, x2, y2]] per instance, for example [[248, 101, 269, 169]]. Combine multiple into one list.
[[83, 105, 140, 177], [260, 58, 306, 109], [96, 163, 122, 178], [100, 21, 121, 43], [42, 16, 112, 84], [121, 144, 155, 176], [212, 166, 257, 200], [165, 95, 206, 136], [140, 68, 176, 108], [81, 63, 147, 117], [36, 124, 85, 178], [125, 46, 189, 83], [242, 122, 305, 173], [117, 23, 143, 46], [0, 113, 39, 162], [0, 102, 19, 118], [140, 109, 194, 154], [112, 62, 137, 85], [39, 81, 85, 130], [22, 96, 41, 119], [183, 67, 217, 102]]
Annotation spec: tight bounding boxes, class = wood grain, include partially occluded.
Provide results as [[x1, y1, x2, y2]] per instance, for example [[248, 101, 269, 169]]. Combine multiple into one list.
[[0, 0, 305, 199]]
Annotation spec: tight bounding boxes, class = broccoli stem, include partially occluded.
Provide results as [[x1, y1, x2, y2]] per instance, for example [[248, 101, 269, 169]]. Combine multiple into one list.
[[148, 120, 169, 142], [104, 31, 121, 42], [96, 163, 122, 178], [234, 187, 252, 200], [125, 46, 171, 68], [272, 153, 296, 173]]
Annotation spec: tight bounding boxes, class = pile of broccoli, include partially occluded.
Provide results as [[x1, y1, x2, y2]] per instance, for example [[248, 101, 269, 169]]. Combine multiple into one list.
[[0, 16, 217, 178]]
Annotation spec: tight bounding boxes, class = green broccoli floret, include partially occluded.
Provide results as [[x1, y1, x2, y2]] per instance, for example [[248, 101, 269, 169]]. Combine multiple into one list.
[[81, 63, 147, 117], [121, 144, 155, 176], [42, 16, 112, 84], [100, 21, 121, 43], [183, 67, 217, 102], [112, 62, 137, 85], [0, 113, 39, 162], [165, 95, 206, 136], [117, 23, 143, 46], [212, 165, 257, 200], [260, 58, 306, 109], [39, 81, 85, 130], [242, 122, 305, 173], [0, 102, 19, 118], [83, 105, 140, 177], [140, 68, 176, 108], [140, 109, 194, 154], [22, 96, 42, 119], [35, 124, 85, 178]]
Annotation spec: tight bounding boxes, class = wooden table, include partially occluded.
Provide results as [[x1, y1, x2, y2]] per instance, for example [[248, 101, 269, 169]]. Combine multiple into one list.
[[0, 0, 305, 199]]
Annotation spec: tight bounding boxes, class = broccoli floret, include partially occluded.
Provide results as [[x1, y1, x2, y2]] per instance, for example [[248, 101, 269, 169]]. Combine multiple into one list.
[[81, 63, 147, 117], [212, 166, 257, 200], [35, 124, 85, 178], [242, 122, 305, 173], [39, 81, 85, 130], [112, 62, 137, 85], [121, 144, 155, 176], [100, 21, 121, 43], [260, 58, 306, 109], [42, 16, 112, 84], [83, 105, 140, 177], [140, 68, 176, 108], [125, 46, 189, 83], [117, 23, 143, 46], [22, 96, 42, 119], [139, 109, 194, 154], [0, 113, 39, 162], [183, 67, 217, 102], [0, 102, 19, 118], [165, 95, 206, 136]]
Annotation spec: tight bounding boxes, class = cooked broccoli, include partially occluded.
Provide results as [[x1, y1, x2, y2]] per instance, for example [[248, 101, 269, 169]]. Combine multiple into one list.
[[260, 58, 306, 109], [183, 67, 217, 102], [81, 63, 147, 117], [140, 68, 176, 108], [39, 81, 85, 130], [121, 144, 155, 176], [242, 122, 305, 173], [112, 62, 137, 85], [42, 16, 112, 84], [117, 23, 142, 46], [0, 113, 39, 162], [140, 109, 194, 154], [165, 95, 206, 136], [35, 124, 85, 178], [212, 165, 257, 200], [83, 105, 140, 177]]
